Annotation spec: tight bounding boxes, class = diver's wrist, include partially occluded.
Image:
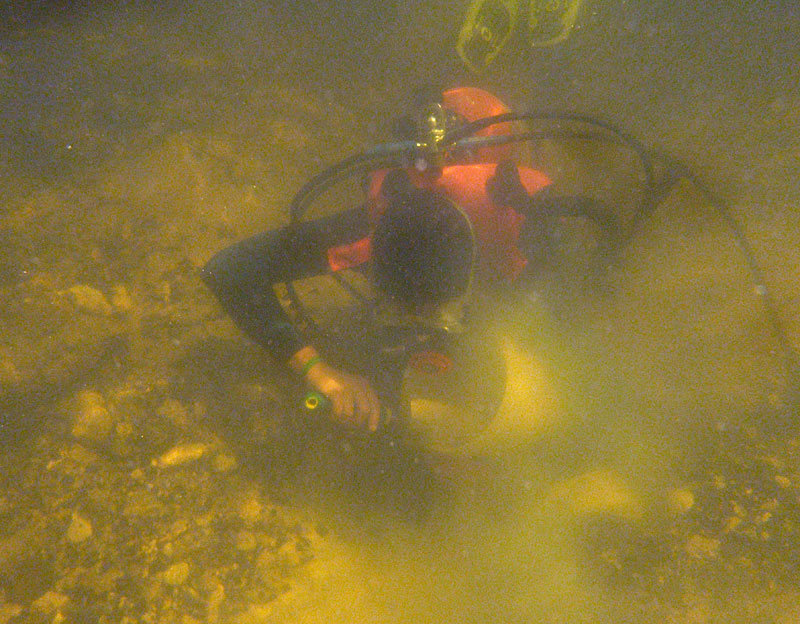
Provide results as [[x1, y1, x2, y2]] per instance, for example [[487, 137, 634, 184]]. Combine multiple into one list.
[[300, 355, 322, 378], [289, 346, 322, 378]]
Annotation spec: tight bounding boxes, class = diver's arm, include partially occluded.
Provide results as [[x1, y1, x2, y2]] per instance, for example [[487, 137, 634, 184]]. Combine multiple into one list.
[[201, 205, 381, 430], [201, 206, 368, 361]]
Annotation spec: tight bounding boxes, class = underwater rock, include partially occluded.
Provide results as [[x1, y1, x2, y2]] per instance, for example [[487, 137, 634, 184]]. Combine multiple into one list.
[[122, 488, 164, 518], [114, 419, 134, 439], [0, 314, 125, 426], [70, 389, 113, 442], [64, 284, 113, 316], [162, 561, 190, 586], [237, 496, 262, 524], [235, 531, 257, 551], [774, 475, 792, 488], [31, 591, 69, 614], [547, 469, 643, 521], [277, 540, 303, 568], [66, 511, 93, 543], [685, 534, 721, 559], [255, 548, 277, 570], [156, 398, 190, 428], [213, 453, 238, 472], [0, 351, 21, 388], [64, 443, 100, 465], [0, 603, 23, 624], [110, 284, 134, 312], [206, 582, 225, 623], [152, 442, 210, 468], [667, 487, 695, 516]]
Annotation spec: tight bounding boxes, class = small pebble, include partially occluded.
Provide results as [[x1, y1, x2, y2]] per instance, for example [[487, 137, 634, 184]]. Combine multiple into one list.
[[667, 487, 695, 515], [277, 540, 302, 567], [111, 285, 134, 312], [162, 561, 190, 586], [238, 496, 262, 524], [0, 354, 21, 386], [774, 475, 792, 488], [156, 399, 189, 427], [115, 420, 134, 438], [66, 512, 93, 543], [71, 390, 113, 442], [724, 516, 742, 533], [65, 284, 113, 316], [207, 583, 225, 624], [31, 591, 69, 614], [65, 444, 99, 465], [152, 443, 209, 468], [0, 604, 23, 622], [235, 531, 257, 551], [213, 454, 237, 473], [685, 534, 720, 559]]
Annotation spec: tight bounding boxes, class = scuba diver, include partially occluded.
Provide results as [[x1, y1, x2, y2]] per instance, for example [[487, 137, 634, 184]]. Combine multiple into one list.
[[202, 86, 601, 437], [201, 85, 798, 450]]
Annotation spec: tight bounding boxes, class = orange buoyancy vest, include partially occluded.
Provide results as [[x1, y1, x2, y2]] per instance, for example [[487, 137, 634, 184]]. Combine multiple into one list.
[[326, 87, 549, 280], [441, 86, 516, 163], [327, 163, 549, 281]]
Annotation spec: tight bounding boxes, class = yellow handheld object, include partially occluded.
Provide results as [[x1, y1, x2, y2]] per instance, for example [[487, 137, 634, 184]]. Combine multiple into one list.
[[528, 0, 584, 47], [456, 0, 520, 74], [302, 391, 330, 413]]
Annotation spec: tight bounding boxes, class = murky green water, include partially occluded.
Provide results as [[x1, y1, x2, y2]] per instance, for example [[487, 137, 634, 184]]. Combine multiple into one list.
[[1, 1, 799, 622]]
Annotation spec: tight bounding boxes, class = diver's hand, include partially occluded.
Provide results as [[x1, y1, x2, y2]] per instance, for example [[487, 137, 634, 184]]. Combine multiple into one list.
[[290, 348, 381, 431], [306, 362, 382, 432]]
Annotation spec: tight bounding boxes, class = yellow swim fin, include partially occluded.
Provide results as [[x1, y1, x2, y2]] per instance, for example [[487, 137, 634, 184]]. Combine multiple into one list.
[[456, 0, 520, 74], [528, 0, 584, 47]]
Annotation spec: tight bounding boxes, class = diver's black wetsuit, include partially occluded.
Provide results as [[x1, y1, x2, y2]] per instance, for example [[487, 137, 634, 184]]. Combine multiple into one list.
[[200, 191, 560, 370], [201, 206, 371, 363]]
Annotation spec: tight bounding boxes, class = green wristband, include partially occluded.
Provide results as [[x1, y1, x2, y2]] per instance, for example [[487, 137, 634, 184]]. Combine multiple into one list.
[[300, 355, 322, 378]]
